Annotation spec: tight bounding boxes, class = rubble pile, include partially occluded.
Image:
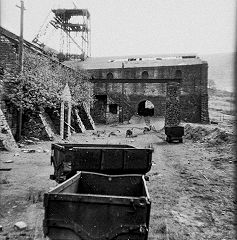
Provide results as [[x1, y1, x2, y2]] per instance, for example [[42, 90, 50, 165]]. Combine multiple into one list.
[[184, 124, 233, 144]]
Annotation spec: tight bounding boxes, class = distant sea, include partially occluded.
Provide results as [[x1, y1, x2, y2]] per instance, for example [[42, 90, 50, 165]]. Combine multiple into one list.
[[201, 52, 235, 92]]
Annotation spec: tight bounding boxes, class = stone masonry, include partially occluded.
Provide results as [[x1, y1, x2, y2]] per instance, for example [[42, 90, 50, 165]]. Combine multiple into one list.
[[67, 55, 209, 124], [165, 83, 181, 126], [0, 26, 94, 142]]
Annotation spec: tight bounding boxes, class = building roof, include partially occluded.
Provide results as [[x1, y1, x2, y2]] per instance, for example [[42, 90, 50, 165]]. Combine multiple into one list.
[[65, 54, 206, 70]]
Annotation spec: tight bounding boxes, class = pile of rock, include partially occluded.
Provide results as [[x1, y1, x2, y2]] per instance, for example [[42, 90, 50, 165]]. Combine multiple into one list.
[[184, 124, 233, 144]]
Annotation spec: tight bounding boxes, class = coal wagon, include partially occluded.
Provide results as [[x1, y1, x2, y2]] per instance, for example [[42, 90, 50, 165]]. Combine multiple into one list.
[[44, 171, 151, 240], [165, 126, 184, 143], [50, 143, 152, 183]]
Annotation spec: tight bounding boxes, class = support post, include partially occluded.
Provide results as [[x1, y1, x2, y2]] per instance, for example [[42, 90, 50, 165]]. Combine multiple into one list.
[[61, 83, 72, 140], [67, 102, 72, 138], [60, 101, 65, 139], [16, 0, 25, 72], [121, 83, 124, 123], [16, 0, 25, 141]]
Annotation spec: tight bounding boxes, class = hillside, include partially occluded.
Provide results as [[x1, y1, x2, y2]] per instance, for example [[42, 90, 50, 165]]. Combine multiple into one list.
[[201, 52, 235, 92]]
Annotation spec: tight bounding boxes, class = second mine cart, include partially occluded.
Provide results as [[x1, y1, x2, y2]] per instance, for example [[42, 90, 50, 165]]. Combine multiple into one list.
[[50, 143, 153, 183]]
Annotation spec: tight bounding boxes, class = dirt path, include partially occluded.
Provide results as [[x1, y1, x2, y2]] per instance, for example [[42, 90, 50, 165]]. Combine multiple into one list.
[[148, 139, 235, 239], [0, 118, 235, 240]]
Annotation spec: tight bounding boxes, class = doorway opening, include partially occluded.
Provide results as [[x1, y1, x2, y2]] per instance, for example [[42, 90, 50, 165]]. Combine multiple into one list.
[[93, 95, 107, 123], [137, 100, 154, 117]]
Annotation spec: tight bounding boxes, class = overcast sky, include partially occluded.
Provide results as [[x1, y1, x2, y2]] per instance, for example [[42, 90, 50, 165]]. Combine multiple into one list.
[[1, 0, 236, 57]]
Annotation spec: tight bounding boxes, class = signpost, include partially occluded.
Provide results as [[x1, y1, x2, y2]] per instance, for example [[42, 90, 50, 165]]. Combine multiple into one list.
[[60, 83, 72, 140]]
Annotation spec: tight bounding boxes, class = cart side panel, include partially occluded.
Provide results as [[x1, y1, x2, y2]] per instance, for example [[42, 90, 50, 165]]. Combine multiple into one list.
[[124, 150, 152, 172], [44, 197, 150, 240], [165, 126, 184, 137], [77, 174, 143, 197]]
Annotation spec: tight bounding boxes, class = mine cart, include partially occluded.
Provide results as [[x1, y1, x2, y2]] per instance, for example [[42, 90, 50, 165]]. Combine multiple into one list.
[[44, 171, 151, 240], [50, 143, 152, 183], [165, 126, 184, 143]]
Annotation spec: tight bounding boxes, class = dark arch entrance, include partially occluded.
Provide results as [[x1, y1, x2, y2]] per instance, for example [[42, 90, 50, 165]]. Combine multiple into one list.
[[137, 100, 154, 117]]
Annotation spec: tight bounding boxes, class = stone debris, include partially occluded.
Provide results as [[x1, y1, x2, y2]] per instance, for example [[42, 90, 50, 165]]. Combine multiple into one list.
[[23, 139, 35, 145], [21, 149, 36, 153], [14, 221, 27, 231], [0, 224, 2, 231], [143, 126, 151, 134], [108, 130, 120, 137], [92, 130, 106, 137], [17, 143, 25, 148], [43, 149, 50, 153], [29, 137, 40, 142], [108, 132, 117, 137], [125, 129, 133, 138], [4, 160, 14, 163]]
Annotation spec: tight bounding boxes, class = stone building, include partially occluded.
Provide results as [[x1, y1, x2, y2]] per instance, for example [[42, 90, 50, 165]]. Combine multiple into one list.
[[67, 54, 209, 124]]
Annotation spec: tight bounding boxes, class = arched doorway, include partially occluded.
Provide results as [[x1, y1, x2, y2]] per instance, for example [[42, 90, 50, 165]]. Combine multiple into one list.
[[137, 100, 154, 117]]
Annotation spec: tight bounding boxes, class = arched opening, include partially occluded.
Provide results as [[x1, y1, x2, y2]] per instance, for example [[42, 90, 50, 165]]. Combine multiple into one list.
[[137, 100, 154, 117], [106, 72, 114, 80], [141, 71, 149, 79]]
